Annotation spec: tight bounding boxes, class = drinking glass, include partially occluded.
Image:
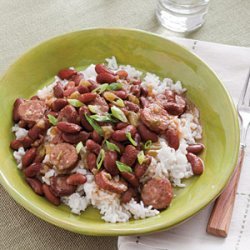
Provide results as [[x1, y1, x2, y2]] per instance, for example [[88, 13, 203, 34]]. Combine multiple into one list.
[[156, 0, 210, 33]]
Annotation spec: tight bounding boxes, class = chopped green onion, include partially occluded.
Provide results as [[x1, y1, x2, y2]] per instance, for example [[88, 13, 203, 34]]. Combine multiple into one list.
[[105, 140, 120, 153], [92, 83, 109, 94], [88, 105, 101, 114], [96, 149, 105, 169], [107, 82, 123, 91], [90, 114, 116, 123], [137, 151, 146, 165], [85, 114, 103, 136], [47, 114, 58, 126], [144, 140, 152, 149], [67, 99, 84, 107], [111, 106, 128, 122], [116, 161, 132, 173], [113, 98, 124, 107], [126, 132, 137, 146], [76, 142, 83, 153]]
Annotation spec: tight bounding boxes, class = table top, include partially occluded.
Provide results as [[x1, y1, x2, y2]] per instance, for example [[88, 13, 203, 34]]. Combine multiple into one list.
[[1, 0, 249, 249]]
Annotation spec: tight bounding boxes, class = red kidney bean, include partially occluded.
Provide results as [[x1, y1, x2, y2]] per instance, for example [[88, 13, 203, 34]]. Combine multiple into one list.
[[137, 123, 158, 142], [164, 90, 175, 102], [28, 125, 44, 141], [18, 120, 27, 128], [103, 151, 118, 176], [165, 127, 179, 150], [22, 148, 37, 168], [30, 95, 40, 100], [51, 99, 68, 112], [58, 68, 77, 80], [42, 184, 61, 206], [115, 122, 128, 130], [13, 98, 24, 122], [77, 84, 89, 94], [95, 170, 128, 194], [86, 152, 97, 170], [57, 121, 81, 134], [88, 81, 99, 92], [96, 73, 117, 84], [63, 87, 77, 97], [62, 131, 89, 144], [20, 136, 33, 149], [120, 172, 139, 187], [78, 106, 93, 131], [26, 178, 43, 195], [134, 133, 141, 150], [58, 105, 79, 124], [113, 90, 128, 99], [71, 73, 84, 85], [134, 163, 148, 178], [10, 139, 23, 150], [164, 102, 185, 116], [130, 85, 141, 97], [23, 163, 42, 177], [34, 150, 46, 163], [124, 101, 139, 112], [120, 145, 139, 166], [66, 173, 87, 186], [53, 82, 64, 98], [186, 153, 204, 175], [140, 86, 148, 97], [121, 187, 137, 204], [112, 125, 136, 142], [86, 139, 101, 155], [78, 93, 97, 103], [65, 81, 76, 90], [187, 143, 204, 155], [95, 64, 114, 75], [116, 70, 128, 79], [90, 130, 103, 144], [31, 135, 44, 148], [140, 96, 150, 108]]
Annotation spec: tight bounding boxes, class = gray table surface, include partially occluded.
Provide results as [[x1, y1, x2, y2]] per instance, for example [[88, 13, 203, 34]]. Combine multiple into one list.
[[1, 0, 249, 249]]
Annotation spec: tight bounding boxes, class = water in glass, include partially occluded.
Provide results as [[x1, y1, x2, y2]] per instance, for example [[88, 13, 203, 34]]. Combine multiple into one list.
[[156, 0, 210, 33]]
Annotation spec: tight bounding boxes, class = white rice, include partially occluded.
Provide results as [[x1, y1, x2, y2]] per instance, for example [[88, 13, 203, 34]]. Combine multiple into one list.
[[12, 56, 203, 223]]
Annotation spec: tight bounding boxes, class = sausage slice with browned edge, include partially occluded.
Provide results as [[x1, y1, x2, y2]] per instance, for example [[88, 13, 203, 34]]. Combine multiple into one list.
[[49, 143, 78, 172], [95, 170, 128, 194], [50, 176, 76, 196], [18, 100, 46, 123], [141, 178, 173, 209]]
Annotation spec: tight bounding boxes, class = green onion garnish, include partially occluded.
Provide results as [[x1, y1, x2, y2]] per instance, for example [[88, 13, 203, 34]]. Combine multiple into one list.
[[76, 142, 83, 153], [90, 114, 116, 123], [126, 132, 137, 146], [96, 149, 105, 169], [47, 114, 58, 126], [137, 151, 146, 165], [85, 114, 103, 136], [111, 106, 127, 122], [107, 82, 123, 91], [144, 140, 152, 149], [105, 140, 120, 153], [116, 161, 132, 173], [67, 99, 84, 108], [92, 83, 109, 94]]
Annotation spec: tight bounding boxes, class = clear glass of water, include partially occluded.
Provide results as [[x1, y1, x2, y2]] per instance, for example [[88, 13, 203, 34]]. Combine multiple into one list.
[[156, 0, 210, 33]]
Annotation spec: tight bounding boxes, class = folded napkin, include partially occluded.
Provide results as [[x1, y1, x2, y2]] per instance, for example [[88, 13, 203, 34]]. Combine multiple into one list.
[[118, 37, 250, 250]]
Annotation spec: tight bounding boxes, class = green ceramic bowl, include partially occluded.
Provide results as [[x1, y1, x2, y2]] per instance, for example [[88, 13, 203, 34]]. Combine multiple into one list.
[[0, 28, 239, 236]]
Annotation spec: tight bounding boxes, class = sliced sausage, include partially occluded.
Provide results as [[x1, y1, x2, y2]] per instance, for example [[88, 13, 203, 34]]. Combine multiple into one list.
[[58, 105, 79, 124], [95, 170, 128, 194], [140, 103, 171, 132], [120, 145, 139, 166], [18, 100, 46, 123], [141, 178, 173, 209], [186, 153, 204, 175], [49, 143, 78, 172], [50, 176, 76, 196], [103, 151, 119, 176]]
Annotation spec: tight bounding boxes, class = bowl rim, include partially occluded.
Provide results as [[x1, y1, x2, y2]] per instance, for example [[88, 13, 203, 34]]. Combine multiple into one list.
[[0, 27, 240, 236]]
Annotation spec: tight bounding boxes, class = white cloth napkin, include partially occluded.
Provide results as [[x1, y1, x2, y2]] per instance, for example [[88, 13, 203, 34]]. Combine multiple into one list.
[[118, 37, 250, 250]]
